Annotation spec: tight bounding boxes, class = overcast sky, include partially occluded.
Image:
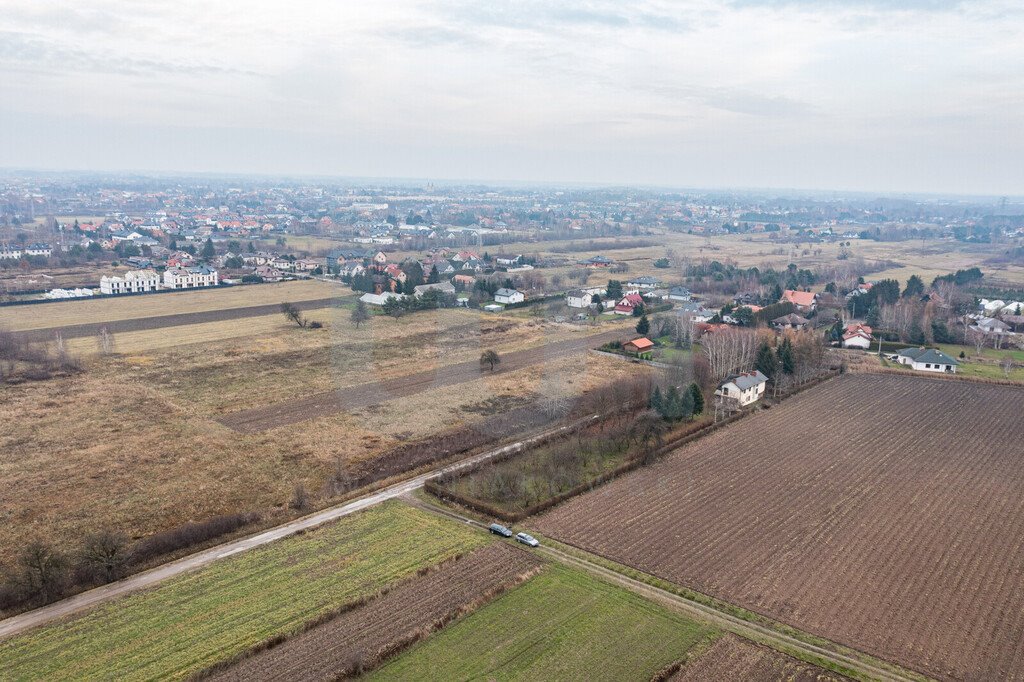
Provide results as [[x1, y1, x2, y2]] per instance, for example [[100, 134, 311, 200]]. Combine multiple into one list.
[[1, 1, 1022, 194]]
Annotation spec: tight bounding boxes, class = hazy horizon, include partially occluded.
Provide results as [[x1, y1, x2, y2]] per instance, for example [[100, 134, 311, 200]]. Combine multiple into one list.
[[3, 1, 1023, 196]]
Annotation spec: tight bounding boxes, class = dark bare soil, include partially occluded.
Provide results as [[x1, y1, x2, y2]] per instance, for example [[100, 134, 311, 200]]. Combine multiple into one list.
[[672, 634, 850, 681], [537, 374, 1024, 682]]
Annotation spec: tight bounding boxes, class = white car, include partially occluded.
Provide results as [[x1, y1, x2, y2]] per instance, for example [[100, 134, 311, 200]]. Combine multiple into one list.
[[515, 532, 540, 548]]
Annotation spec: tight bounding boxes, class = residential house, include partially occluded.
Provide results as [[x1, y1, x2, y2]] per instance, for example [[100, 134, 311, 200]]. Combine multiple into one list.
[[580, 255, 614, 268], [627, 276, 662, 290], [163, 265, 219, 289], [772, 313, 810, 331], [100, 269, 161, 295], [674, 302, 714, 323], [494, 288, 525, 305], [892, 347, 959, 373], [614, 293, 645, 315], [715, 371, 769, 406], [0, 245, 22, 260], [668, 286, 692, 302], [25, 243, 53, 257], [782, 289, 818, 312], [495, 255, 522, 267], [359, 291, 405, 306], [566, 289, 593, 308], [337, 261, 366, 278], [413, 282, 456, 297], [623, 337, 655, 354], [372, 251, 388, 266], [254, 265, 284, 282], [451, 274, 476, 288], [842, 323, 874, 349]]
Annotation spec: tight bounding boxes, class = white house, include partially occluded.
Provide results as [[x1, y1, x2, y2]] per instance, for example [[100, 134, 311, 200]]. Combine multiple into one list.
[[100, 269, 161, 295], [842, 323, 874, 350], [627, 276, 662, 290], [566, 289, 593, 308], [337, 261, 366, 278], [359, 291, 405, 306], [892, 347, 959, 373], [668, 286, 692, 302], [163, 265, 219, 289], [715, 371, 769, 406], [25, 243, 53, 257], [494, 288, 525, 305], [0, 245, 22, 260], [413, 282, 456, 297]]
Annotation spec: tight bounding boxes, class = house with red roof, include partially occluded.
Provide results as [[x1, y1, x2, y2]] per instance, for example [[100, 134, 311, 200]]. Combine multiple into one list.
[[614, 293, 645, 315], [842, 323, 874, 349]]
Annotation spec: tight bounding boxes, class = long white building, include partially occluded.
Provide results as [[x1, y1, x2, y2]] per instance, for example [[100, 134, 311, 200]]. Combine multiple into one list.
[[163, 265, 219, 289], [100, 270, 161, 295]]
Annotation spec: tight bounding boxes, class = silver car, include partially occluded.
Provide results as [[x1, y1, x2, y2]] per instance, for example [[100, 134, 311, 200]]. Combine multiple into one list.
[[515, 532, 540, 548]]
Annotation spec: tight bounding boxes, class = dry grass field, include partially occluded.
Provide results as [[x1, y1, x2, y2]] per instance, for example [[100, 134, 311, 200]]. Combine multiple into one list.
[[0, 279, 343, 332], [0, 301, 636, 567], [536, 374, 1024, 682]]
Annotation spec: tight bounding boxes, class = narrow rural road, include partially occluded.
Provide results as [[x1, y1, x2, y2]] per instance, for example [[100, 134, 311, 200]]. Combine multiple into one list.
[[0, 414, 599, 642], [407, 498, 919, 682], [217, 328, 628, 433]]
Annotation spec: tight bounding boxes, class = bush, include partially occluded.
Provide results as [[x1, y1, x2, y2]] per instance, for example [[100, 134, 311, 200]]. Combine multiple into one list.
[[131, 513, 259, 564]]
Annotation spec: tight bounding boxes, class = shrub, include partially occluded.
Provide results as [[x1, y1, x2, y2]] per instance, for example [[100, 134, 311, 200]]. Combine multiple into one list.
[[131, 513, 259, 563]]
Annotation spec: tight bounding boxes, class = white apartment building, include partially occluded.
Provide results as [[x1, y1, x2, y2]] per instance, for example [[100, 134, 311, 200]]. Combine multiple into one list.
[[163, 265, 219, 289], [100, 270, 161, 295]]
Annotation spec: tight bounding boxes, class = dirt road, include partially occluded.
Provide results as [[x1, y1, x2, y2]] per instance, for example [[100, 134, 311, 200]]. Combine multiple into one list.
[[217, 328, 627, 433], [0, 414, 597, 642], [10, 297, 340, 343]]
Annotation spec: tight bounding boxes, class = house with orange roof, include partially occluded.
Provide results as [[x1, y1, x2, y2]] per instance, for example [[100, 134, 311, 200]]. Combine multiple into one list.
[[782, 289, 818, 312]]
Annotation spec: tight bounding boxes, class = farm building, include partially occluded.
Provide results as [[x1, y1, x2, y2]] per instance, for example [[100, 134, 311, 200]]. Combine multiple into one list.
[[494, 288, 525, 304], [623, 337, 654, 354], [715, 371, 769, 406], [892, 347, 959, 373]]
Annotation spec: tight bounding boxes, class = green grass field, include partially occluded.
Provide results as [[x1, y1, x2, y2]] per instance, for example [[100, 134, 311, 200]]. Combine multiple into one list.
[[0, 502, 488, 681], [370, 563, 713, 681]]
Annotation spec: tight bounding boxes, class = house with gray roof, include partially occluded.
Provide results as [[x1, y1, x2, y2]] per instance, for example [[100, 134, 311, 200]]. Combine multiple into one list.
[[892, 347, 959, 374], [715, 370, 769, 406]]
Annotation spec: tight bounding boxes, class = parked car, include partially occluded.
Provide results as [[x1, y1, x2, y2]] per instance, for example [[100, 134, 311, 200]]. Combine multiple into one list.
[[515, 532, 540, 547], [489, 523, 513, 538]]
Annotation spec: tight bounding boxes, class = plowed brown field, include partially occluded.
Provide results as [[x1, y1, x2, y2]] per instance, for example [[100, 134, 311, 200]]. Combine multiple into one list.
[[207, 542, 543, 681], [673, 634, 850, 681], [536, 374, 1024, 681]]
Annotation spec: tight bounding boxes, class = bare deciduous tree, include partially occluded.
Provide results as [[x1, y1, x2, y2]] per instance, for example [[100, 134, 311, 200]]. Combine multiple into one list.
[[701, 328, 758, 382]]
